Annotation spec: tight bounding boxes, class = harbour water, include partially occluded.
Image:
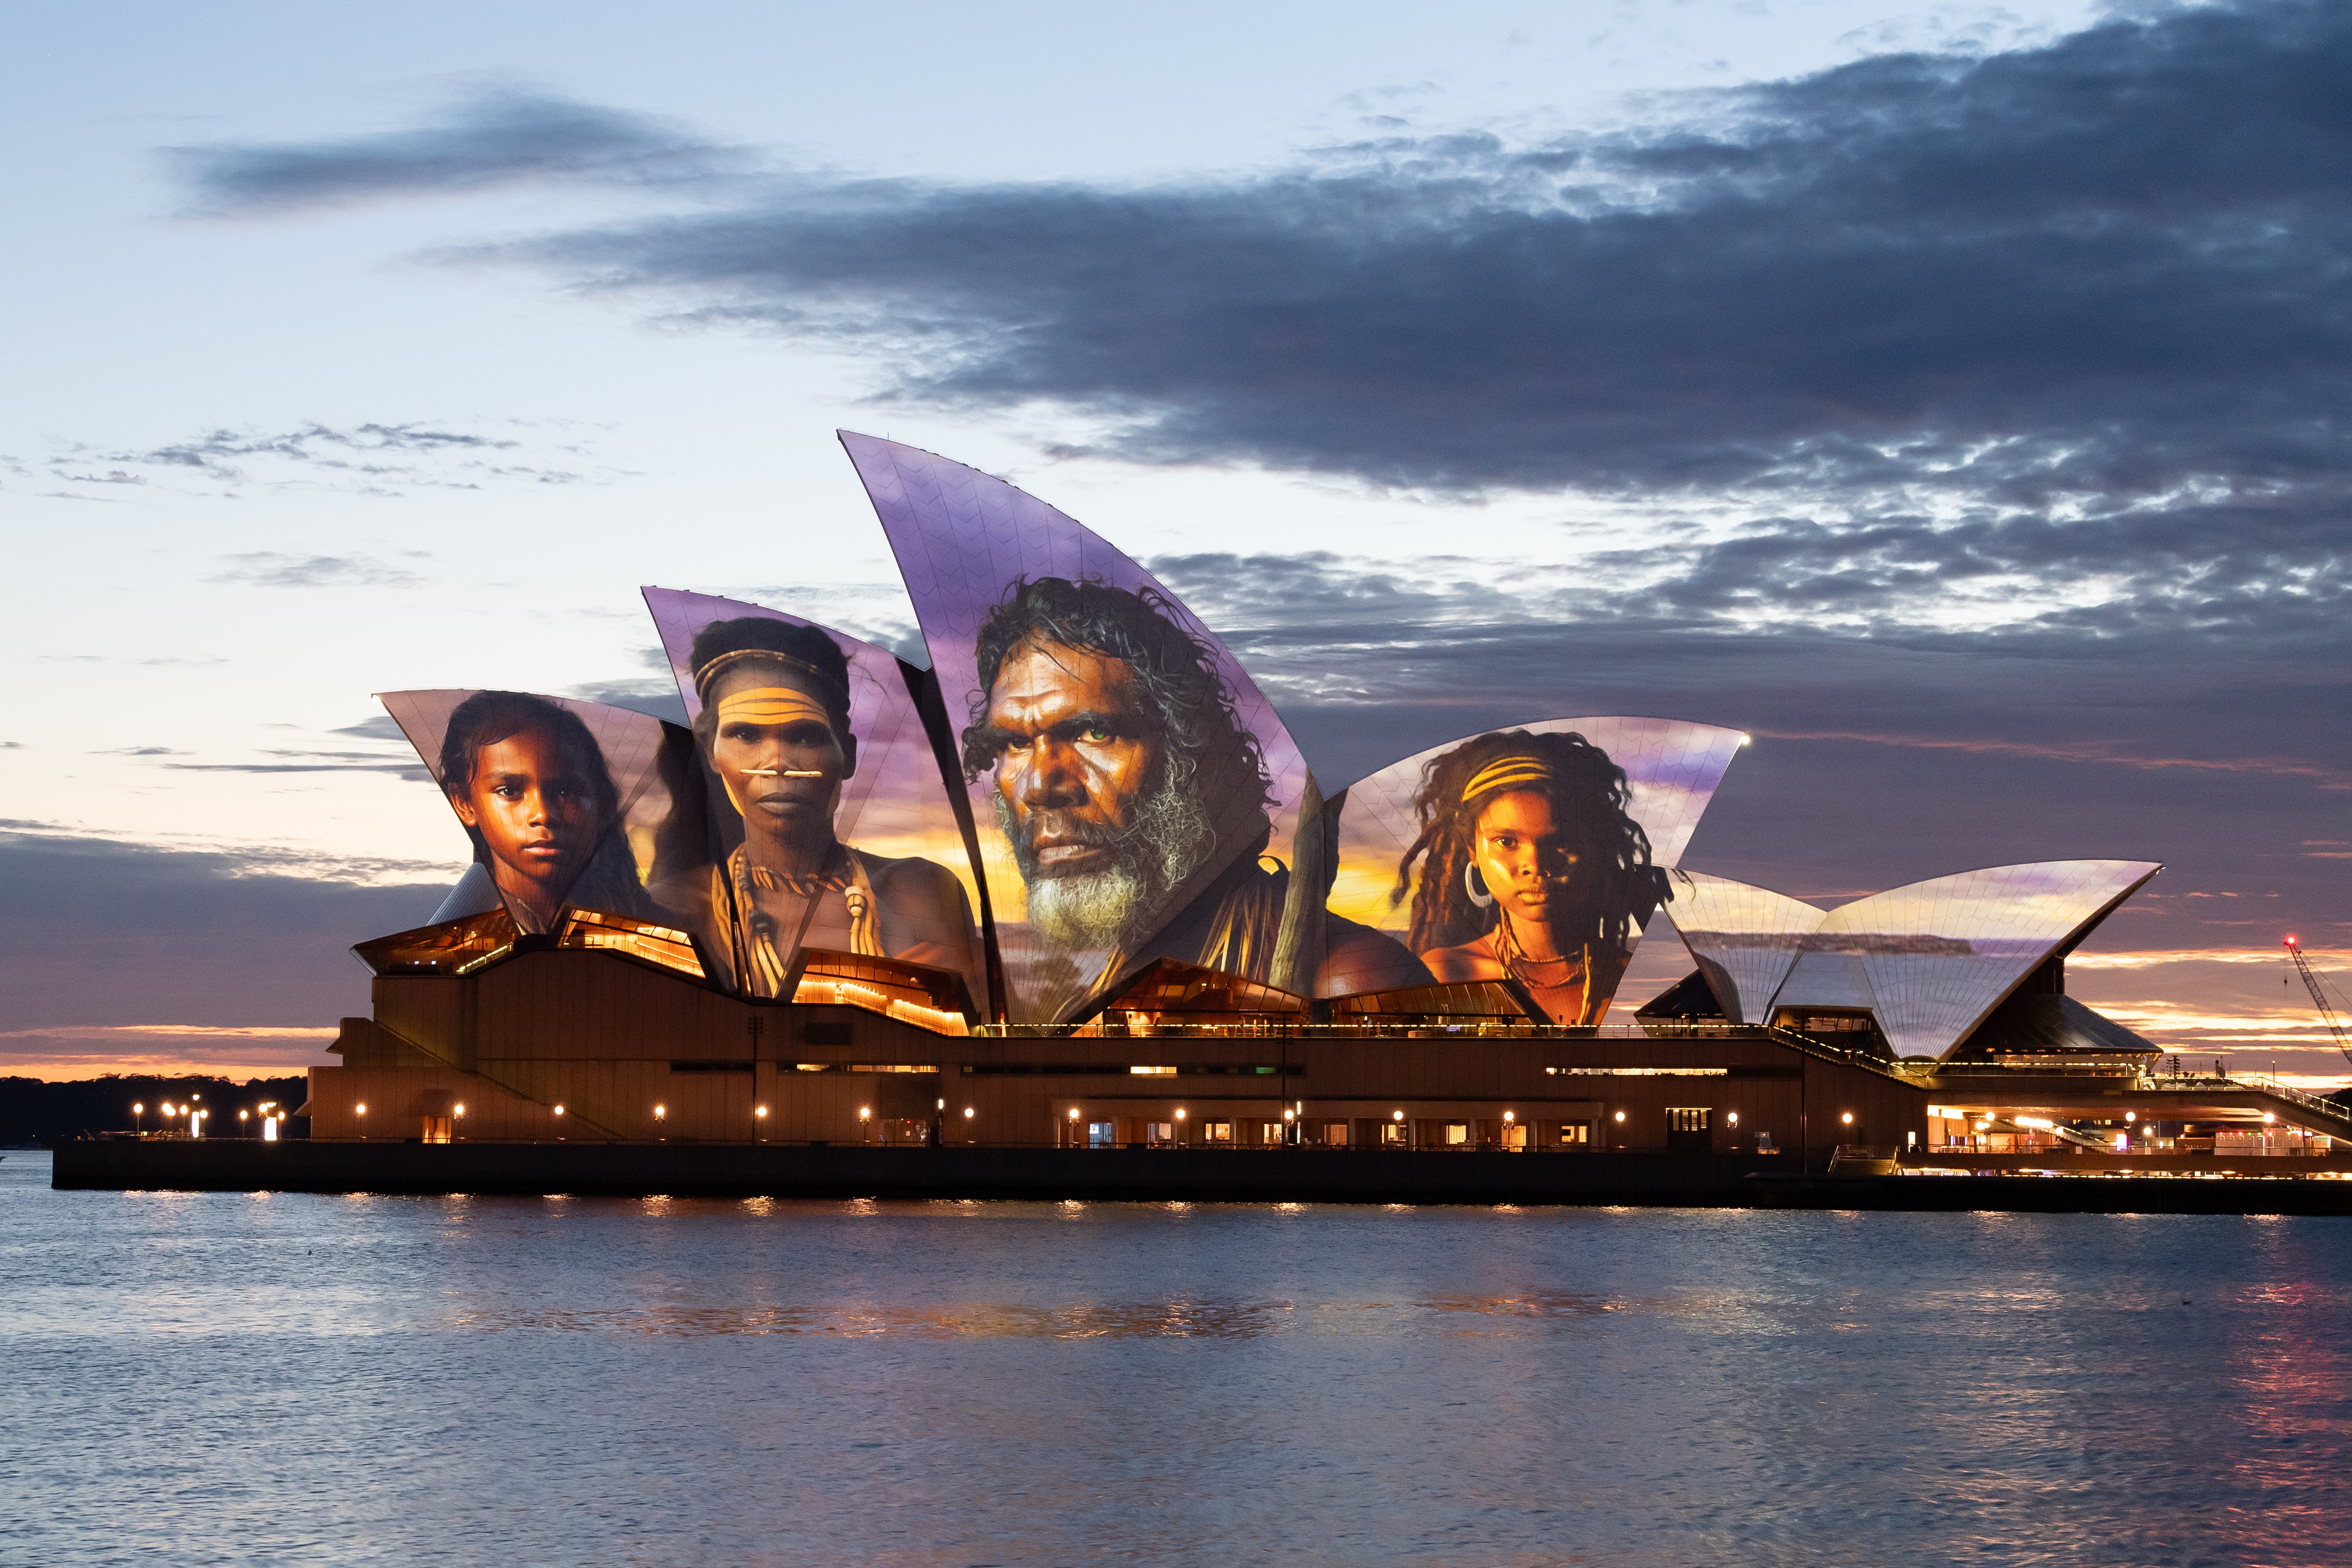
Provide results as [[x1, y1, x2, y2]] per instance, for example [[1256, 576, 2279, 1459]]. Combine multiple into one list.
[[6, 1149, 2349, 1566]]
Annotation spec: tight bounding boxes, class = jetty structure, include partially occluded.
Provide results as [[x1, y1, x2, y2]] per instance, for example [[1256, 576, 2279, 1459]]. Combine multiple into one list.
[[57, 435, 2352, 1210]]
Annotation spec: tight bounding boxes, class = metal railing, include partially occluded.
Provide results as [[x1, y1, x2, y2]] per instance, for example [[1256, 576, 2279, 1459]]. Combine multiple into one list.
[[967, 1020, 1787, 1040], [1757, 1028, 1916, 1083], [2142, 1073, 2352, 1131]]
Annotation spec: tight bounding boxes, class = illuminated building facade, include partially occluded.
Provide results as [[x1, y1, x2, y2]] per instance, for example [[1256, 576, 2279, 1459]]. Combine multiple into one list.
[[302, 435, 2350, 1174]]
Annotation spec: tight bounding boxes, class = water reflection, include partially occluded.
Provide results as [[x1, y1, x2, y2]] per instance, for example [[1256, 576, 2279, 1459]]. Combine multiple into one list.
[[11, 1161, 2352, 1568], [439, 1290, 1649, 1340]]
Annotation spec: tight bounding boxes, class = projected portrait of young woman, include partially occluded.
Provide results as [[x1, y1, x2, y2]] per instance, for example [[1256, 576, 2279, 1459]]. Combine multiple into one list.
[[438, 690, 651, 934], [1392, 729, 1670, 1025], [686, 616, 983, 998]]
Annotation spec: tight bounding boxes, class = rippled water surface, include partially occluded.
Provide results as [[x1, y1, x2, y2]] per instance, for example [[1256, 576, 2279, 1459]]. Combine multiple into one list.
[[7, 1151, 2351, 1567]]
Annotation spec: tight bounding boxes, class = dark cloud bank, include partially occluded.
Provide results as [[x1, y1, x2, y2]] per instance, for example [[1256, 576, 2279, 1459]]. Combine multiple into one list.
[[141, 1, 2352, 950], [0, 828, 448, 1029], [172, 5, 2343, 508]]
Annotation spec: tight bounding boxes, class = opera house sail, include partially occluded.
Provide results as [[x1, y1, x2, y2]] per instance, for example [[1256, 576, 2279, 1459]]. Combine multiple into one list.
[[1665, 861, 2161, 1058]]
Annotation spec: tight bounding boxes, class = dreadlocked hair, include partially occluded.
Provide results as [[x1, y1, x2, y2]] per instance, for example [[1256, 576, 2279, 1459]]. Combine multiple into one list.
[[959, 575, 1273, 816], [1391, 728, 1665, 956]]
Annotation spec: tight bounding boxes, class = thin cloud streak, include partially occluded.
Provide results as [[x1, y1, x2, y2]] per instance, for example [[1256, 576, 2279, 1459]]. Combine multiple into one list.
[[2068, 949, 2309, 969], [19, 418, 625, 500], [1748, 730, 2352, 789], [170, 89, 746, 215], [211, 552, 427, 589]]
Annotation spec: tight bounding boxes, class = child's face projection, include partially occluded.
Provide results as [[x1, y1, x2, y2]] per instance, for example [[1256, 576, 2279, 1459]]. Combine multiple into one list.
[[451, 725, 602, 896], [1473, 790, 1582, 923]]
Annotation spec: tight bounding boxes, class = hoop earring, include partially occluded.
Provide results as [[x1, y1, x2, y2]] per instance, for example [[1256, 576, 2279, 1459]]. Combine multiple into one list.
[[1464, 862, 1494, 910]]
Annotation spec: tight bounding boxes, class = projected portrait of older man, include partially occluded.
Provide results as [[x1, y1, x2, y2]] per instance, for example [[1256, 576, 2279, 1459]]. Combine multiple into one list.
[[683, 617, 984, 1000], [960, 577, 1423, 999], [1396, 729, 1670, 1025]]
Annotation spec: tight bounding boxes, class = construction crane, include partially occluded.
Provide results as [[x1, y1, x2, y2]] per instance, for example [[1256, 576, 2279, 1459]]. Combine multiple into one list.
[[2285, 936, 2352, 1068]]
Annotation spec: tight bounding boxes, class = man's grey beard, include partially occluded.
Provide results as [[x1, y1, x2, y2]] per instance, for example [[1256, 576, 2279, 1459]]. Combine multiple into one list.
[[1001, 772, 1216, 953], [1024, 864, 1148, 955]]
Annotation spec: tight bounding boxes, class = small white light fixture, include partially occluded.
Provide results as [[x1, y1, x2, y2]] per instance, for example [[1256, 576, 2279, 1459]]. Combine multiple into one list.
[[964, 1106, 975, 1119], [2263, 1112, 2276, 1124], [551, 1104, 563, 1117], [1282, 1108, 1295, 1122], [654, 1104, 667, 1120], [1175, 1108, 1186, 1120], [1840, 1112, 1854, 1125], [1392, 1110, 1404, 1122], [355, 1103, 366, 1116], [454, 1103, 466, 1118], [1068, 1108, 1081, 1121], [1727, 1112, 1740, 1125], [2125, 1111, 2137, 1124], [758, 1105, 772, 1119], [1503, 1110, 1515, 1123], [1613, 1111, 1626, 1123]]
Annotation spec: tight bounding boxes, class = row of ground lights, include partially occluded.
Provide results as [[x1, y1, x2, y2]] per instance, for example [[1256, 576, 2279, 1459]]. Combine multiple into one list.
[[325, 1102, 1862, 1134], [130, 1098, 289, 1138]]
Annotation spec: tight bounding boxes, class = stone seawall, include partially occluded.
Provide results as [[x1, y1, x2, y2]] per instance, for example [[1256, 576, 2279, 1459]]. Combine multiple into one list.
[[50, 1141, 2352, 1214]]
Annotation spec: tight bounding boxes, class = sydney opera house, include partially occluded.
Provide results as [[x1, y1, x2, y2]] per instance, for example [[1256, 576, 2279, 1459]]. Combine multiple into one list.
[[298, 434, 2350, 1180]]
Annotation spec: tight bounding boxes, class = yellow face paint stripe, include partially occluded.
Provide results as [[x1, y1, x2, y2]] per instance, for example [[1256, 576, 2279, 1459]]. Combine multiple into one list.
[[716, 687, 833, 730]]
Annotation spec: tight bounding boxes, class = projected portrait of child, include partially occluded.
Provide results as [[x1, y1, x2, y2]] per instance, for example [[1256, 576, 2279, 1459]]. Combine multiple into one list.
[[1392, 729, 1669, 1025], [689, 617, 983, 998], [438, 690, 651, 934]]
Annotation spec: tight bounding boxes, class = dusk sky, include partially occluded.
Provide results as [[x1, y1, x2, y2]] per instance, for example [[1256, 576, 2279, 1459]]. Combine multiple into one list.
[[4, 0, 2345, 1082]]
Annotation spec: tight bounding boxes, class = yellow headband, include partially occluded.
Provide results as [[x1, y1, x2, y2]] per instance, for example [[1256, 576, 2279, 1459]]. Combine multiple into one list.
[[1462, 756, 1552, 802], [715, 687, 834, 732]]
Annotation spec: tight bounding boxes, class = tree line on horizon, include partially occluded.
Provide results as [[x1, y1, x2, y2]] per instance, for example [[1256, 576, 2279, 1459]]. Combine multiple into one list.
[[0, 1075, 311, 1147]]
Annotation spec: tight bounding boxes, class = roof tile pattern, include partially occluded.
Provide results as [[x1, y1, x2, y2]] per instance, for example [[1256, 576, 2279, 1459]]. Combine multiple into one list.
[[1661, 871, 1828, 1024], [1799, 860, 2160, 1056]]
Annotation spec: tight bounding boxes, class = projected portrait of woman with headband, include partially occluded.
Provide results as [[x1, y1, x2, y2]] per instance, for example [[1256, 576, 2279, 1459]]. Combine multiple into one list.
[[683, 615, 983, 999], [1393, 730, 1671, 1025]]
